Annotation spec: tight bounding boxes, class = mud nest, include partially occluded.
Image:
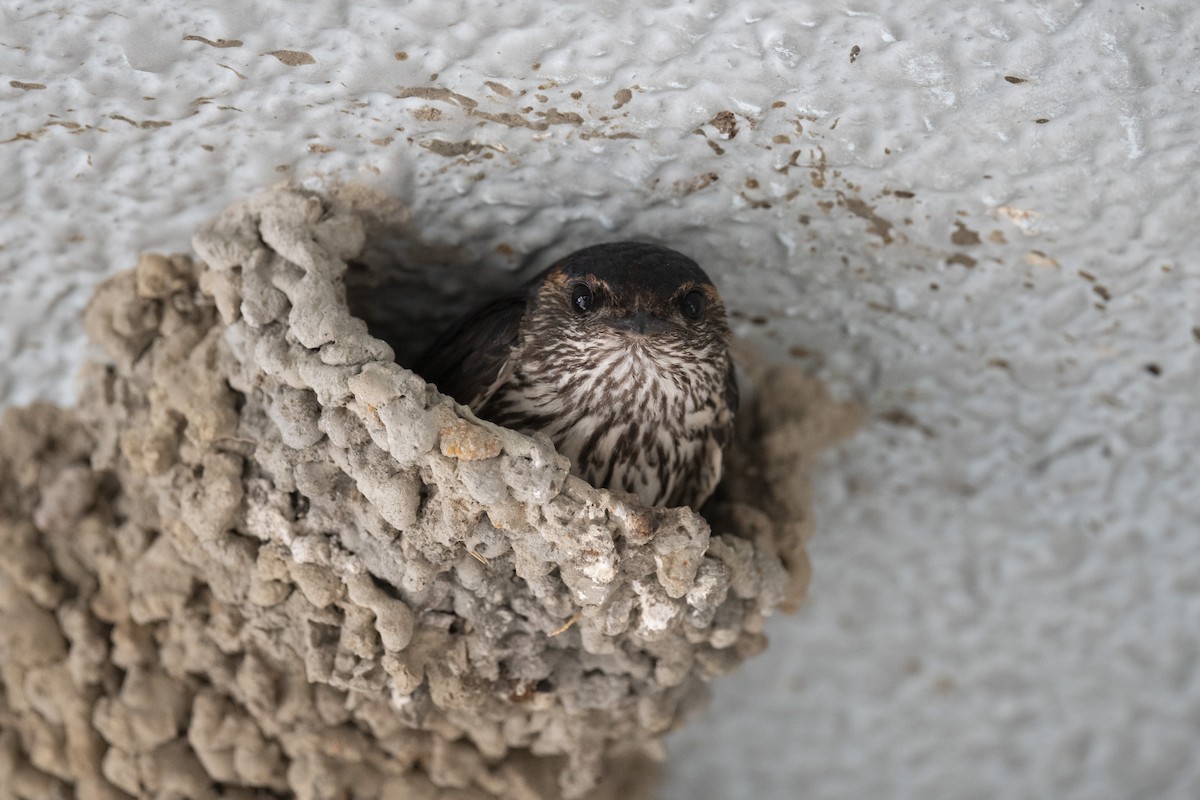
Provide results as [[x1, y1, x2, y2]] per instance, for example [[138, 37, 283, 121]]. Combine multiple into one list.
[[0, 185, 858, 799]]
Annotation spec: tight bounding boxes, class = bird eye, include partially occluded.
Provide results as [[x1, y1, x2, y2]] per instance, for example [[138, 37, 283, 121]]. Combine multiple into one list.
[[571, 283, 595, 314], [679, 289, 705, 320]]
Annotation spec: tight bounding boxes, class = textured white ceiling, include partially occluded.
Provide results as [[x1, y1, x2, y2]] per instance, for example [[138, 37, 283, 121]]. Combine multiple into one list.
[[3, 0, 1199, 797]]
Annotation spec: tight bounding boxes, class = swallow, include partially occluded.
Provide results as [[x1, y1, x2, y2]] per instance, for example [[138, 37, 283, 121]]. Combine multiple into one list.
[[417, 242, 737, 509]]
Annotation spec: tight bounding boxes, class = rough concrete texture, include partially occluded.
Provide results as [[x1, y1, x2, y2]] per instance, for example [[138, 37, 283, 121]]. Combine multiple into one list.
[[0, 185, 857, 799]]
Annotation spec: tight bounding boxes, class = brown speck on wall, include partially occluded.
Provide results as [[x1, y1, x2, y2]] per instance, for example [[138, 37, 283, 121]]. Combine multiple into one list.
[[268, 49, 316, 66], [183, 35, 243, 48], [709, 110, 738, 139], [950, 220, 981, 246]]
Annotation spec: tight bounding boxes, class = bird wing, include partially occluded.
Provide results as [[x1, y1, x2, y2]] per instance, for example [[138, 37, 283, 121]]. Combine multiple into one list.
[[724, 359, 739, 417], [415, 292, 527, 410]]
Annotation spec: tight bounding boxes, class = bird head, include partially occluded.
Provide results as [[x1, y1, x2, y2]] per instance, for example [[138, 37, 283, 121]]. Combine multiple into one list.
[[526, 242, 732, 362]]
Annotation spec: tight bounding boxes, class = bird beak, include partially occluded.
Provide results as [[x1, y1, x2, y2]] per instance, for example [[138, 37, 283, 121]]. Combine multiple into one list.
[[605, 309, 676, 335]]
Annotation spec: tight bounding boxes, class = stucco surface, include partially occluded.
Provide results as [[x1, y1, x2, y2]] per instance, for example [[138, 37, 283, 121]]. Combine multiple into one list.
[[2, 0, 1198, 798]]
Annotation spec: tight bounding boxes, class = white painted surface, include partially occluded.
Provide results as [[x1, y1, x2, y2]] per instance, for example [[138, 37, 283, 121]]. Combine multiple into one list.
[[3, 1, 1198, 797]]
